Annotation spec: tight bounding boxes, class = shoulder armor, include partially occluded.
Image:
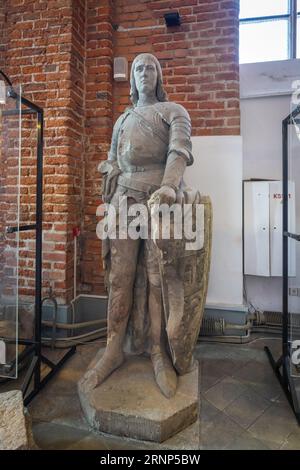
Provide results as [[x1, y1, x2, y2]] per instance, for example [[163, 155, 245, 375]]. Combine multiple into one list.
[[155, 102, 191, 126]]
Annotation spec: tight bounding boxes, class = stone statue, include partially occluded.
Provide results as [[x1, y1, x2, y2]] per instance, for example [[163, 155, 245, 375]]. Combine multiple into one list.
[[79, 53, 211, 401]]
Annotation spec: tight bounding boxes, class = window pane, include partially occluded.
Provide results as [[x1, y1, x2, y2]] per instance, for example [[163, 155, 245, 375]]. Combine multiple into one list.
[[239, 19, 289, 64], [298, 0, 300, 13], [240, 0, 289, 19]]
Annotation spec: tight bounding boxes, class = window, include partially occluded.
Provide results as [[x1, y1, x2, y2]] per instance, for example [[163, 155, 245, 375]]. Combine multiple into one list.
[[239, 0, 300, 63]]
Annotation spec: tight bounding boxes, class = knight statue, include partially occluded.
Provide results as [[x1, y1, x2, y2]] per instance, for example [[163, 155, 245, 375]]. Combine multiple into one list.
[[78, 53, 212, 399]]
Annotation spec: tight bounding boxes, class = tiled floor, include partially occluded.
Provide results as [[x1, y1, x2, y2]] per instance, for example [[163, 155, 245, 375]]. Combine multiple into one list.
[[1, 335, 300, 449], [198, 337, 300, 449]]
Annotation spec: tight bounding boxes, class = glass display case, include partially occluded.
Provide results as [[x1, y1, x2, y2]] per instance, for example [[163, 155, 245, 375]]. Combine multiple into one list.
[[287, 101, 300, 415], [266, 100, 300, 424], [0, 74, 75, 403], [0, 84, 22, 378]]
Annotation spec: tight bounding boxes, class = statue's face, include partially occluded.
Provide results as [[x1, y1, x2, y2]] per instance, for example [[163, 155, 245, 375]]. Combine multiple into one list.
[[134, 56, 158, 97]]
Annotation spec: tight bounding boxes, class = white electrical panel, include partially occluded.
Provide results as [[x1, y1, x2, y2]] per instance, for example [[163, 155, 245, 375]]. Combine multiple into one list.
[[244, 180, 296, 277], [244, 181, 270, 276]]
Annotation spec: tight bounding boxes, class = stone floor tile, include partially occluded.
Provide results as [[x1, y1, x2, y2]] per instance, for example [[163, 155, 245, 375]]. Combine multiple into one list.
[[280, 429, 300, 450], [29, 391, 89, 431], [248, 336, 282, 355], [199, 362, 226, 393], [224, 388, 271, 429], [204, 376, 247, 411], [248, 403, 299, 446], [224, 431, 272, 450], [200, 396, 221, 428], [199, 409, 245, 450], [247, 380, 283, 403], [232, 360, 278, 385], [196, 342, 236, 361], [32, 422, 93, 450]]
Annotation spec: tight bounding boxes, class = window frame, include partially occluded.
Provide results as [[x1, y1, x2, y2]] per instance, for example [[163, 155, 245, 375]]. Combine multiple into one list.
[[239, 0, 300, 61]]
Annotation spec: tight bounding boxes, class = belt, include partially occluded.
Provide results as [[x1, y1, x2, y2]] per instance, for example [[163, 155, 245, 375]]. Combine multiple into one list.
[[118, 175, 160, 195], [120, 163, 164, 172]]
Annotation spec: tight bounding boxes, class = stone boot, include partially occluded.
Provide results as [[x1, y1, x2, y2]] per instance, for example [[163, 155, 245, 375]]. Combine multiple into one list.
[[151, 345, 177, 398]]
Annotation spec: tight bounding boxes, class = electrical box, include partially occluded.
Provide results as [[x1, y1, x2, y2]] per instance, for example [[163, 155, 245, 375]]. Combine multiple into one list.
[[244, 180, 296, 277]]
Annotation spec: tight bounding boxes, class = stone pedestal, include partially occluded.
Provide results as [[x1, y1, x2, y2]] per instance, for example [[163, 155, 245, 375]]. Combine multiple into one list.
[[78, 355, 199, 443]]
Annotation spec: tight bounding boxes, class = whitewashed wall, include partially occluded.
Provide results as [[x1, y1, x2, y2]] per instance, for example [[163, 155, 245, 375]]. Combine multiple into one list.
[[186, 136, 244, 309]]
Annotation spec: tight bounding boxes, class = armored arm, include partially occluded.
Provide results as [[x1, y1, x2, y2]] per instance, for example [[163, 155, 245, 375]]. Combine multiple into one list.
[[161, 104, 193, 191], [98, 114, 123, 202], [148, 104, 193, 208]]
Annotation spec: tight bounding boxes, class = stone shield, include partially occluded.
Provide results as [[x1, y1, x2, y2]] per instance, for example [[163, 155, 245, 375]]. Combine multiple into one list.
[[156, 194, 212, 375]]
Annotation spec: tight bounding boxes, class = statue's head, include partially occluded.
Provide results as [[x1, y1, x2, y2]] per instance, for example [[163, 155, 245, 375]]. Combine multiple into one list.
[[130, 53, 168, 106]]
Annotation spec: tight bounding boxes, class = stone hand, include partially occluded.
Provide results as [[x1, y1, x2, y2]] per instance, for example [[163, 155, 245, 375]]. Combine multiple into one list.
[[147, 185, 176, 209]]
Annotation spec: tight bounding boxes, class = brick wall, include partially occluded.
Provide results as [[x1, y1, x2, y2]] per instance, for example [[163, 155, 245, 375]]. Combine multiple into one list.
[[1, 0, 86, 303], [0, 104, 20, 305], [113, 0, 240, 135], [80, 0, 114, 295], [0, 0, 7, 71], [0, 0, 240, 303]]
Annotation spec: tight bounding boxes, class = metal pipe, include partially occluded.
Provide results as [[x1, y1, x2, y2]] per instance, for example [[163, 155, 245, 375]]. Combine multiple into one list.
[[41, 318, 106, 330], [289, 0, 297, 59], [225, 321, 252, 331], [42, 328, 107, 348], [199, 331, 252, 344]]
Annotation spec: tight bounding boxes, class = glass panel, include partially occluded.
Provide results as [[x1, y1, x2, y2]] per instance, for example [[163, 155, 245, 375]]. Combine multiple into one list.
[[19, 101, 36, 345], [287, 104, 300, 416], [239, 19, 289, 64], [298, 0, 300, 13], [0, 84, 21, 378], [297, 16, 300, 59], [240, 0, 289, 19]]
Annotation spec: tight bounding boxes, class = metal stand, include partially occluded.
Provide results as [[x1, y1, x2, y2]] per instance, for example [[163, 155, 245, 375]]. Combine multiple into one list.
[[265, 347, 300, 424], [1, 76, 76, 405], [265, 104, 300, 426]]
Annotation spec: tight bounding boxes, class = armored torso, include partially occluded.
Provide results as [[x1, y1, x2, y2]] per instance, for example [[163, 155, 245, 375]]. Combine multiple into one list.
[[117, 105, 169, 172], [107, 101, 193, 202]]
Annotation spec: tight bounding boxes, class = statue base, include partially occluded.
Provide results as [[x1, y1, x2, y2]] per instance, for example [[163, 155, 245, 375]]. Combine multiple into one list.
[[78, 355, 199, 443]]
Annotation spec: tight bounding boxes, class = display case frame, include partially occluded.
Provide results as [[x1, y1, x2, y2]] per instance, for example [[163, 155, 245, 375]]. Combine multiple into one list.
[[265, 103, 300, 425], [0, 71, 76, 404]]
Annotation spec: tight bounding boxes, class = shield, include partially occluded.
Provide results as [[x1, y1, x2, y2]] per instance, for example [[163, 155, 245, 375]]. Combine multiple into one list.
[[157, 193, 212, 375]]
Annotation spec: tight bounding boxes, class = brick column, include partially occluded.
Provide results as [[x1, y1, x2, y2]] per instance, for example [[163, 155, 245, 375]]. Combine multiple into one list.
[[2, 0, 86, 303], [80, 0, 114, 295]]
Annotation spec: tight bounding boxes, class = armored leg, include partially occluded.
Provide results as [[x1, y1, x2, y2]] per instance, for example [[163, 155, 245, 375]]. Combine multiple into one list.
[[79, 237, 140, 392], [145, 239, 177, 398]]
